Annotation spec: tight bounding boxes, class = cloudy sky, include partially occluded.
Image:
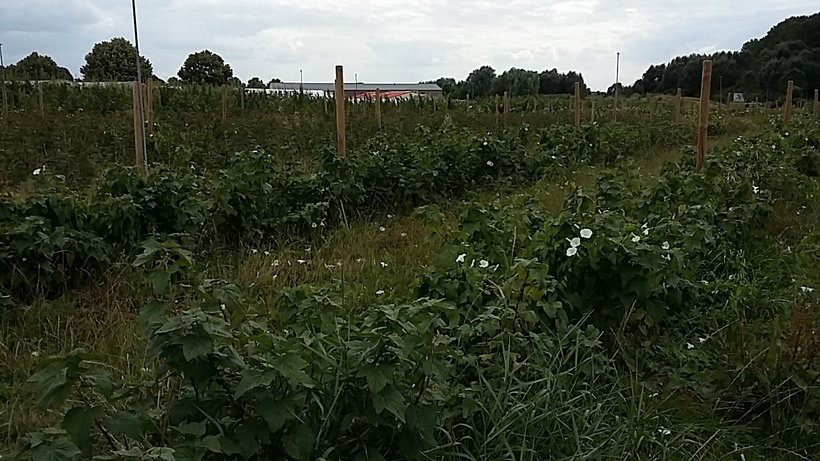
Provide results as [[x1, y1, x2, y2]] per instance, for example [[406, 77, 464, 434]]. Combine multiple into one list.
[[1, 0, 818, 90]]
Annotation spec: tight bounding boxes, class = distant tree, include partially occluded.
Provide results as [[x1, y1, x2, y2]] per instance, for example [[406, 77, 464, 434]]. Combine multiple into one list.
[[267, 77, 282, 86], [177, 50, 234, 85], [247, 77, 266, 89], [464, 66, 496, 98], [80, 37, 153, 82], [8, 52, 73, 81], [493, 68, 539, 96], [167, 76, 182, 85]]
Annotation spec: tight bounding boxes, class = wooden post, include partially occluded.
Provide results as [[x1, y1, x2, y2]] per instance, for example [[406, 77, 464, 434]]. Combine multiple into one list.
[[375, 88, 382, 130], [324, 93, 328, 114], [574, 82, 581, 129], [145, 78, 154, 133], [221, 86, 227, 120], [335, 65, 346, 157], [697, 60, 713, 173], [726, 92, 731, 115], [503, 91, 509, 124], [38, 82, 44, 116], [814, 89, 819, 114], [784, 80, 794, 124], [495, 94, 499, 125], [591, 99, 596, 123], [132, 81, 146, 176], [240, 87, 245, 117], [675, 88, 682, 123]]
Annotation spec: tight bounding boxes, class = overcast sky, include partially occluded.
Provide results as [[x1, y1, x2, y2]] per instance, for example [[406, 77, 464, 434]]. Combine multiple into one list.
[[1, 0, 818, 90]]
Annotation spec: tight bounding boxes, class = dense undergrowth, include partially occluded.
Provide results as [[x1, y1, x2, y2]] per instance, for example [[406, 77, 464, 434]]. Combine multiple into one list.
[[0, 121, 698, 302], [5, 117, 820, 460]]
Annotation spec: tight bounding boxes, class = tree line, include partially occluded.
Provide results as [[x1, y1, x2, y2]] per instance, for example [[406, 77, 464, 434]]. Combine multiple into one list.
[[621, 12, 820, 100], [428, 66, 590, 98]]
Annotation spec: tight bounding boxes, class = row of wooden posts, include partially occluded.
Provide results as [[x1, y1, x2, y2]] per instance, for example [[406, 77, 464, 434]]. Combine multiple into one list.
[[131, 64, 819, 175]]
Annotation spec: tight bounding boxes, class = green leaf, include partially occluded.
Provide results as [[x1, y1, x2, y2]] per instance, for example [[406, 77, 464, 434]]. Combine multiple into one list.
[[199, 435, 222, 453], [28, 363, 70, 408], [150, 270, 170, 296], [62, 406, 104, 458], [178, 335, 213, 361], [29, 438, 82, 461], [138, 301, 168, 336], [234, 368, 276, 399], [272, 353, 309, 384], [106, 411, 143, 441], [83, 367, 113, 397], [372, 386, 406, 422], [282, 424, 315, 461], [406, 404, 437, 444], [357, 364, 394, 394], [256, 398, 295, 433], [173, 421, 206, 437]]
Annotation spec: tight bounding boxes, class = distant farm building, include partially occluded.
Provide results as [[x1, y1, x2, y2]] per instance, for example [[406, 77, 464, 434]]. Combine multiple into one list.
[[267, 82, 443, 99]]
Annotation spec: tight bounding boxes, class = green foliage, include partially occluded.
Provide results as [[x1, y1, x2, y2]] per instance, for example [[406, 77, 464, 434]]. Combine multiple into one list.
[[177, 51, 234, 86], [80, 38, 153, 82], [245, 78, 266, 89], [6, 52, 73, 81]]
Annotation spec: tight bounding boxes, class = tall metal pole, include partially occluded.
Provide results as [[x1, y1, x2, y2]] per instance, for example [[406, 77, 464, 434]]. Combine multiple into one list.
[[299, 69, 303, 93], [354, 73, 358, 104], [614, 52, 620, 122], [131, 0, 148, 173], [0, 43, 8, 119]]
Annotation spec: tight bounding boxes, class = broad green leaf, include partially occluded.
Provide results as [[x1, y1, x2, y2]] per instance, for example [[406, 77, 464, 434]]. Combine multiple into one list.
[[283, 424, 315, 461], [372, 386, 406, 422], [29, 438, 82, 461], [272, 353, 309, 384], [173, 421, 206, 437], [199, 435, 222, 453], [83, 367, 113, 397], [62, 406, 104, 458], [138, 301, 168, 336], [356, 364, 394, 394], [28, 363, 69, 408], [256, 398, 295, 433], [406, 404, 437, 443], [234, 368, 276, 399], [150, 270, 170, 296], [178, 335, 213, 361], [106, 411, 143, 441]]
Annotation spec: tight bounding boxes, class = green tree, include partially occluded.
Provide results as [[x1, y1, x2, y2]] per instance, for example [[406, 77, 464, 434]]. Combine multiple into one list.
[[80, 37, 153, 82], [8, 52, 72, 81], [247, 77, 266, 89], [464, 66, 496, 98], [177, 50, 234, 85], [493, 68, 539, 96]]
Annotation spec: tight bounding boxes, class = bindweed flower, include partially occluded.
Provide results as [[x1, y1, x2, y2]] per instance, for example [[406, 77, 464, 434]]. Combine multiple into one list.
[[566, 247, 578, 257], [273, 260, 280, 267], [312, 223, 318, 228], [379, 226, 386, 232], [297, 259, 306, 264], [400, 233, 407, 237], [686, 343, 695, 350], [658, 428, 672, 436], [631, 235, 641, 243], [752, 185, 760, 194], [456, 253, 467, 263], [662, 254, 672, 261], [376, 290, 385, 296], [699, 336, 708, 344], [568, 237, 581, 248], [479, 260, 489, 269], [801, 286, 815, 293], [662, 241, 670, 250], [381, 261, 388, 268], [356, 258, 364, 263], [252, 249, 258, 254], [580, 228, 593, 239], [387, 214, 393, 219], [487, 160, 494, 167]]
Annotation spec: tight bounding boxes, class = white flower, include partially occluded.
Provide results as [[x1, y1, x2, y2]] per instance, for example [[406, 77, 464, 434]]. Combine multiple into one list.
[[662, 254, 672, 261], [387, 214, 393, 219], [686, 343, 695, 350], [631, 235, 641, 243], [400, 233, 407, 237], [643, 228, 650, 236], [376, 290, 385, 296], [273, 260, 280, 267], [356, 258, 364, 263], [379, 226, 386, 232], [264, 251, 270, 256], [752, 185, 760, 194], [220, 303, 227, 311], [381, 261, 388, 268], [483, 141, 489, 146], [479, 260, 489, 268], [580, 228, 593, 239], [486, 160, 494, 167], [649, 392, 659, 398], [31, 351, 40, 358], [662, 241, 670, 250], [33, 168, 42, 176], [336, 262, 343, 267], [456, 253, 467, 263], [297, 259, 306, 264], [658, 428, 672, 436], [252, 249, 258, 254], [698, 337, 708, 344], [801, 286, 815, 293], [312, 222, 318, 228], [566, 247, 578, 257], [568, 237, 581, 248], [325, 264, 335, 269]]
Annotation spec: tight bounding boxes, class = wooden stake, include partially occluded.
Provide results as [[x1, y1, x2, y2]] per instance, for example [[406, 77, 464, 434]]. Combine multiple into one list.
[[697, 60, 713, 173], [240, 87, 245, 117], [574, 82, 581, 129], [495, 94, 499, 125], [38, 82, 44, 116], [591, 99, 596, 123], [503, 91, 509, 124], [785, 80, 794, 124], [335, 65, 346, 157], [675, 88, 682, 123], [375, 88, 382, 130], [324, 93, 328, 114], [145, 78, 154, 133], [814, 89, 819, 114], [132, 81, 146, 176], [222, 86, 227, 120]]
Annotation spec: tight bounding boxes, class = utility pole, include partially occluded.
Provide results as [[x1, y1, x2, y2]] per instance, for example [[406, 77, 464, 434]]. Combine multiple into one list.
[[614, 51, 620, 122], [131, 0, 148, 173], [0, 43, 8, 119]]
